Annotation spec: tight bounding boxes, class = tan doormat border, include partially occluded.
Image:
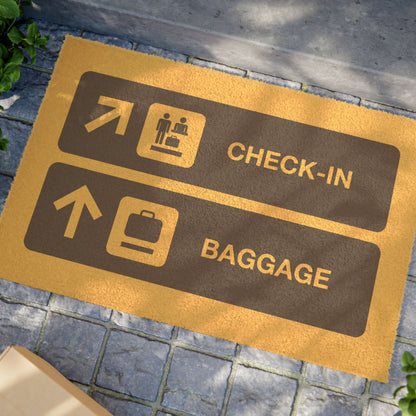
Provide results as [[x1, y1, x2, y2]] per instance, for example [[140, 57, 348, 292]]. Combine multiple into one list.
[[1, 36, 416, 381]]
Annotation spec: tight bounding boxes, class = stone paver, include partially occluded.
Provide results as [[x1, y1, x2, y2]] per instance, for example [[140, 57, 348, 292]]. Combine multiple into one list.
[[367, 399, 400, 416], [249, 71, 301, 90], [0, 118, 32, 176], [305, 363, 366, 394], [162, 348, 232, 416], [307, 85, 361, 105], [409, 237, 416, 277], [97, 330, 169, 401], [192, 58, 246, 76], [226, 366, 297, 416], [38, 313, 106, 384], [239, 345, 302, 374], [82, 31, 133, 50], [296, 386, 362, 416], [370, 342, 416, 399], [136, 44, 188, 62], [0, 67, 50, 122], [397, 280, 416, 340], [112, 311, 173, 339], [0, 299, 46, 353], [0, 175, 13, 215], [361, 99, 416, 119], [0, 279, 50, 305], [33, 21, 81, 70], [92, 392, 152, 416], [53, 295, 112, 321], [177, 328, 236, 356]]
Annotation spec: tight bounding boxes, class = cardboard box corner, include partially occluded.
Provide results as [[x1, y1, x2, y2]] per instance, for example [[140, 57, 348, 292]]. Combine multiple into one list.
[[0, 345, 112, 416]]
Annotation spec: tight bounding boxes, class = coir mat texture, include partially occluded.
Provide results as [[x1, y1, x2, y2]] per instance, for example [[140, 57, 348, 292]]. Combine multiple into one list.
[[1, 36, 416, 382]]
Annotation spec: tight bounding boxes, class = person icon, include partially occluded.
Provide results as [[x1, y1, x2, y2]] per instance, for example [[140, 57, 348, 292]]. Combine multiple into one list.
[[155, 113, 171, 144], [172, 117, 188, 136]]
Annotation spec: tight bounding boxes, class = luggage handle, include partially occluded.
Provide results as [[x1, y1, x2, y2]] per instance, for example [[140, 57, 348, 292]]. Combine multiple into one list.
[[140, 210, 156, 219]]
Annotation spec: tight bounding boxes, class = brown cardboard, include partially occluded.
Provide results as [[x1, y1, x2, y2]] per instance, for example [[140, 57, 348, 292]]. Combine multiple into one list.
[[0, 346, 112, 416], [1, 36, 416, 381]]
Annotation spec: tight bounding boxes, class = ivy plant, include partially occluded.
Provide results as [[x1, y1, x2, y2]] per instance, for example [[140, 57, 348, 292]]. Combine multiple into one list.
[[0, 0, 48, 151], [394, 351, 416, 416]]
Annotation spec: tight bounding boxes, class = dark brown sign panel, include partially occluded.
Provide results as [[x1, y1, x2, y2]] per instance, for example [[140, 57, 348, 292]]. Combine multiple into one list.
[[25, 163, 380, 337], [58, 72, 399, 232]]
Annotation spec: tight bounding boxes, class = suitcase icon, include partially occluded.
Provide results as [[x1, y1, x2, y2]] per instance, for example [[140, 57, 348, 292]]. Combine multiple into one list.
[[106, 196, 179, 267], [121, 210, 162, 254]]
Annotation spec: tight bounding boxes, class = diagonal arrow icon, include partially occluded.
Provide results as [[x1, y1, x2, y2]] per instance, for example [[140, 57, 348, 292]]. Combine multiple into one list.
[[54, 185, 103, 239], [85, 95, 134, 135]]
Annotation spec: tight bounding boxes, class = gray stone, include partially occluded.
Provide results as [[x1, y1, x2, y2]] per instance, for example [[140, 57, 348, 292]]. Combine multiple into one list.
[[38, 313, 106, 384], [0, 299, 46, 353], [92, 392, 152, 416], [0, 67, 50, 122], [370, 342, 416, 399], [408, 236, 416, 277], [31, 20, 81, 70], [398, 281, 416, 339], [0, 118, 32, 176], [239, 345, 302, 373], [97, 330, 169, 401], [361, 99, 416, 119], [0, 175, 12, 216], [249, 71, 301, 90], [74, 383, 89, 394], [53, 295, 112, 321], [367, 399, 400, 416], [0, 279, 50, 305], [226, 366, 297, 416], [162, 348, 231, 416], [136, 44, 188, 62], [156, 413, 174, 416], [296, 386, 362, 416], [192, 58, 246, 77], [305, 363, 366, 394], [177, 328, 236, 356], [112, 311, 173, 339], [82, 31, 133, 49], [27, 0, 416, 111], [307, 86, 360, 105]]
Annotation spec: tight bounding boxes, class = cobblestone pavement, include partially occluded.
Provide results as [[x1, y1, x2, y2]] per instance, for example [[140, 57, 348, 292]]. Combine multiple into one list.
[[1, 19, 416, 416]]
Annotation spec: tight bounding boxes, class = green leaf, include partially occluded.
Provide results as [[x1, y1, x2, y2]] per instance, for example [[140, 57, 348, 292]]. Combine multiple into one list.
[[408, 399, 416, 416], [6, 65, 19, 82], [0, 76, 12, 92], [400, 398, 411, 413], [7, 26, 24, 44], [0, 138, 9, 152], [9, 48, 24, 65], [403, 352, 416, 373], [0, 44, 8, 60], [24, 44, 36, 65], [0, 0, 19, 19], [408, 375, 416, 392], [27, 22, 38, 39]]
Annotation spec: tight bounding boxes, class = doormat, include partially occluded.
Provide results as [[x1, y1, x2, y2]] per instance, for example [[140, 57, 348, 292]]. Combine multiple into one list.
[[1, 36, 416, 381]]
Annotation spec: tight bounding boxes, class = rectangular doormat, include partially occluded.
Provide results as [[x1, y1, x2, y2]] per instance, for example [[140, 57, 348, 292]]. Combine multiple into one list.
[[1, 36, 416, 381]]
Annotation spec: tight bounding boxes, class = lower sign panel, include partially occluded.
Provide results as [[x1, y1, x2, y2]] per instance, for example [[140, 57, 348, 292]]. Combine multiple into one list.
[[25, 163, 380, 337]]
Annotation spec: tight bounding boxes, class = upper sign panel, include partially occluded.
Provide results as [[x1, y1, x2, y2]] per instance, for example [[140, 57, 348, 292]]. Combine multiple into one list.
[[59, 71, 400, 232]]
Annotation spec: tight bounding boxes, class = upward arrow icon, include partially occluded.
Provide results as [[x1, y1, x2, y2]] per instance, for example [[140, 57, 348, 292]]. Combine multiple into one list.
[[54, 185, 103, 239], [85, 96, 134, 135]]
